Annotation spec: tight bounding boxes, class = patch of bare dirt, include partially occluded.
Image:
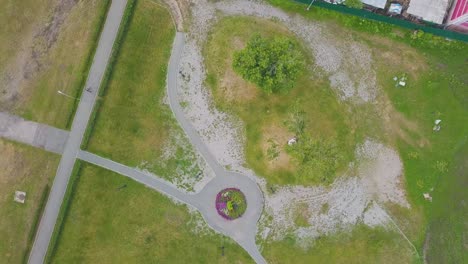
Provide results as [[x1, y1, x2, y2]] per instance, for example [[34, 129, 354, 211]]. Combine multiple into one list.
[[261, 124, 293, 171], [378, 95, 429, 148], [219, 66, 258, 102], [0, 0, 78, 110], [365, 34, 428, 79]]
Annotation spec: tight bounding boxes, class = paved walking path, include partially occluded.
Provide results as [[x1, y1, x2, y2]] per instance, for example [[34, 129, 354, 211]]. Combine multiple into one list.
[[28, 0, 128, 263], [166, 32, 266, 264], [0, 112, 68, 154], [78, 150, 192, 204], [0, 3, 266, 263]]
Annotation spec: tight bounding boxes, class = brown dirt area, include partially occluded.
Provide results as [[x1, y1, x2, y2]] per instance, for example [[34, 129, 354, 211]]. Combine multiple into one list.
[[364, 34, 428, 79], [0, 0, 78, 111], [377, 94, 429, 148], [218, 36, 259, 103], [219, 67, 259, 102], [261, 124, 294, 172]]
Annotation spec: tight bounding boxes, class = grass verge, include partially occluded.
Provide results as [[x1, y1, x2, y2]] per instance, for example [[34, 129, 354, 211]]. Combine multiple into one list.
[[44, 161, 83, 263], [21, 184, 50, 264], [81, 0, 137, 150]]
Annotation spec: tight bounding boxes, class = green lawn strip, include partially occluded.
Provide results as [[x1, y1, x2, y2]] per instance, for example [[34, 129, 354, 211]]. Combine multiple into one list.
[[85, 0, 200, 184], [0, 140, 59, 264], [50, 163, 253, 263], [15, 0, 111, 129], [263, 225, 416, 263], [81, 0, 137, 150], [45, 161, 83, 262], [203, 16, 359, 186], [21, 184, 50, 264], [425, 141, 468, 263]]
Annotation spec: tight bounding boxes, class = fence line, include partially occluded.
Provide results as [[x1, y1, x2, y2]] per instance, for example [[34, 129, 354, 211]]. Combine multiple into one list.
[[294, 0, 468, 42]]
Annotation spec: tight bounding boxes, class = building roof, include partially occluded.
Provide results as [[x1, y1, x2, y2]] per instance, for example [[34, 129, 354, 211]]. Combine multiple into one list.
[[407, 0, 450, 24], [362, 0, 387, 9], [449, 0, 468, 20]]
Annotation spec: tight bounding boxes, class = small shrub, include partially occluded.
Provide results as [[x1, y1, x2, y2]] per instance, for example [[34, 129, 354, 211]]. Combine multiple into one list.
[[266, 139, 280, 161], [285, 100, 306, 136], [288, 135, 342, 184], [233, 35, 305, 93]]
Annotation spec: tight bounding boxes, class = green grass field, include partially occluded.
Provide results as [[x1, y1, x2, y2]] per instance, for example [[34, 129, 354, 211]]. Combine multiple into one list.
[[204, 2, 467, 262], [0, 0, 110, 129], [0, 139, 59, 263], [204, 16, 361, 186], [86, 0, 200, 188], [262, 1, 468, 262], [425, 142, 467, 263], [263, 225, 415, 264], [50, 163, 253, 263]]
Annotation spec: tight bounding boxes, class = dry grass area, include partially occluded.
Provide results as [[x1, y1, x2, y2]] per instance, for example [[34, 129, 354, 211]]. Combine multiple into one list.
[[0, 0, 110, 129], [0, 139, 59, 263]]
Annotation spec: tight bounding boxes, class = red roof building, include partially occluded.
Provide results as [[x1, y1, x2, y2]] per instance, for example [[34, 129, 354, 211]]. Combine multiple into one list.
[[447, 0, 468, 32]]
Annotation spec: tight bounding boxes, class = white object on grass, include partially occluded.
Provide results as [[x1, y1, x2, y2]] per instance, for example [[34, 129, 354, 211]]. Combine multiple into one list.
[[423, 193, 432, 202], [288, 137, 297, 146], [14, 191, 26, 204]]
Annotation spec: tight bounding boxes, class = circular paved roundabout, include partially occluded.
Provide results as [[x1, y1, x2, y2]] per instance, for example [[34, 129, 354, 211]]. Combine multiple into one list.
[[215, 188, 247, 220]]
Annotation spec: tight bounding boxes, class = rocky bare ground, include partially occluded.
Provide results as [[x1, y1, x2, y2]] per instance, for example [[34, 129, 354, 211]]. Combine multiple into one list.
[[174, 0, 411, 245]]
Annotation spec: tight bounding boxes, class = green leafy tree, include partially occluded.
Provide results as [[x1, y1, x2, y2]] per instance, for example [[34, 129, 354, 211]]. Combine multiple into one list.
[[345, 0, 363, 9], [233, 35, 305, 93]]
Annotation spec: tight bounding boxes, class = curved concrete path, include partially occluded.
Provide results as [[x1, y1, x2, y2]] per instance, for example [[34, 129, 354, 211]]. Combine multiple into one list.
[[166, 32, 266, 264], [79, 32, 267, 263]]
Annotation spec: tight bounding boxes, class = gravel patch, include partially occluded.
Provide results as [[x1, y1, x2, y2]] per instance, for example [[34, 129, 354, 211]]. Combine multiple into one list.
[[178, 0, 404, 243], [357, 139, 410, 208], [215, 0, 378, 103], [258, 139, 408, 244]]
